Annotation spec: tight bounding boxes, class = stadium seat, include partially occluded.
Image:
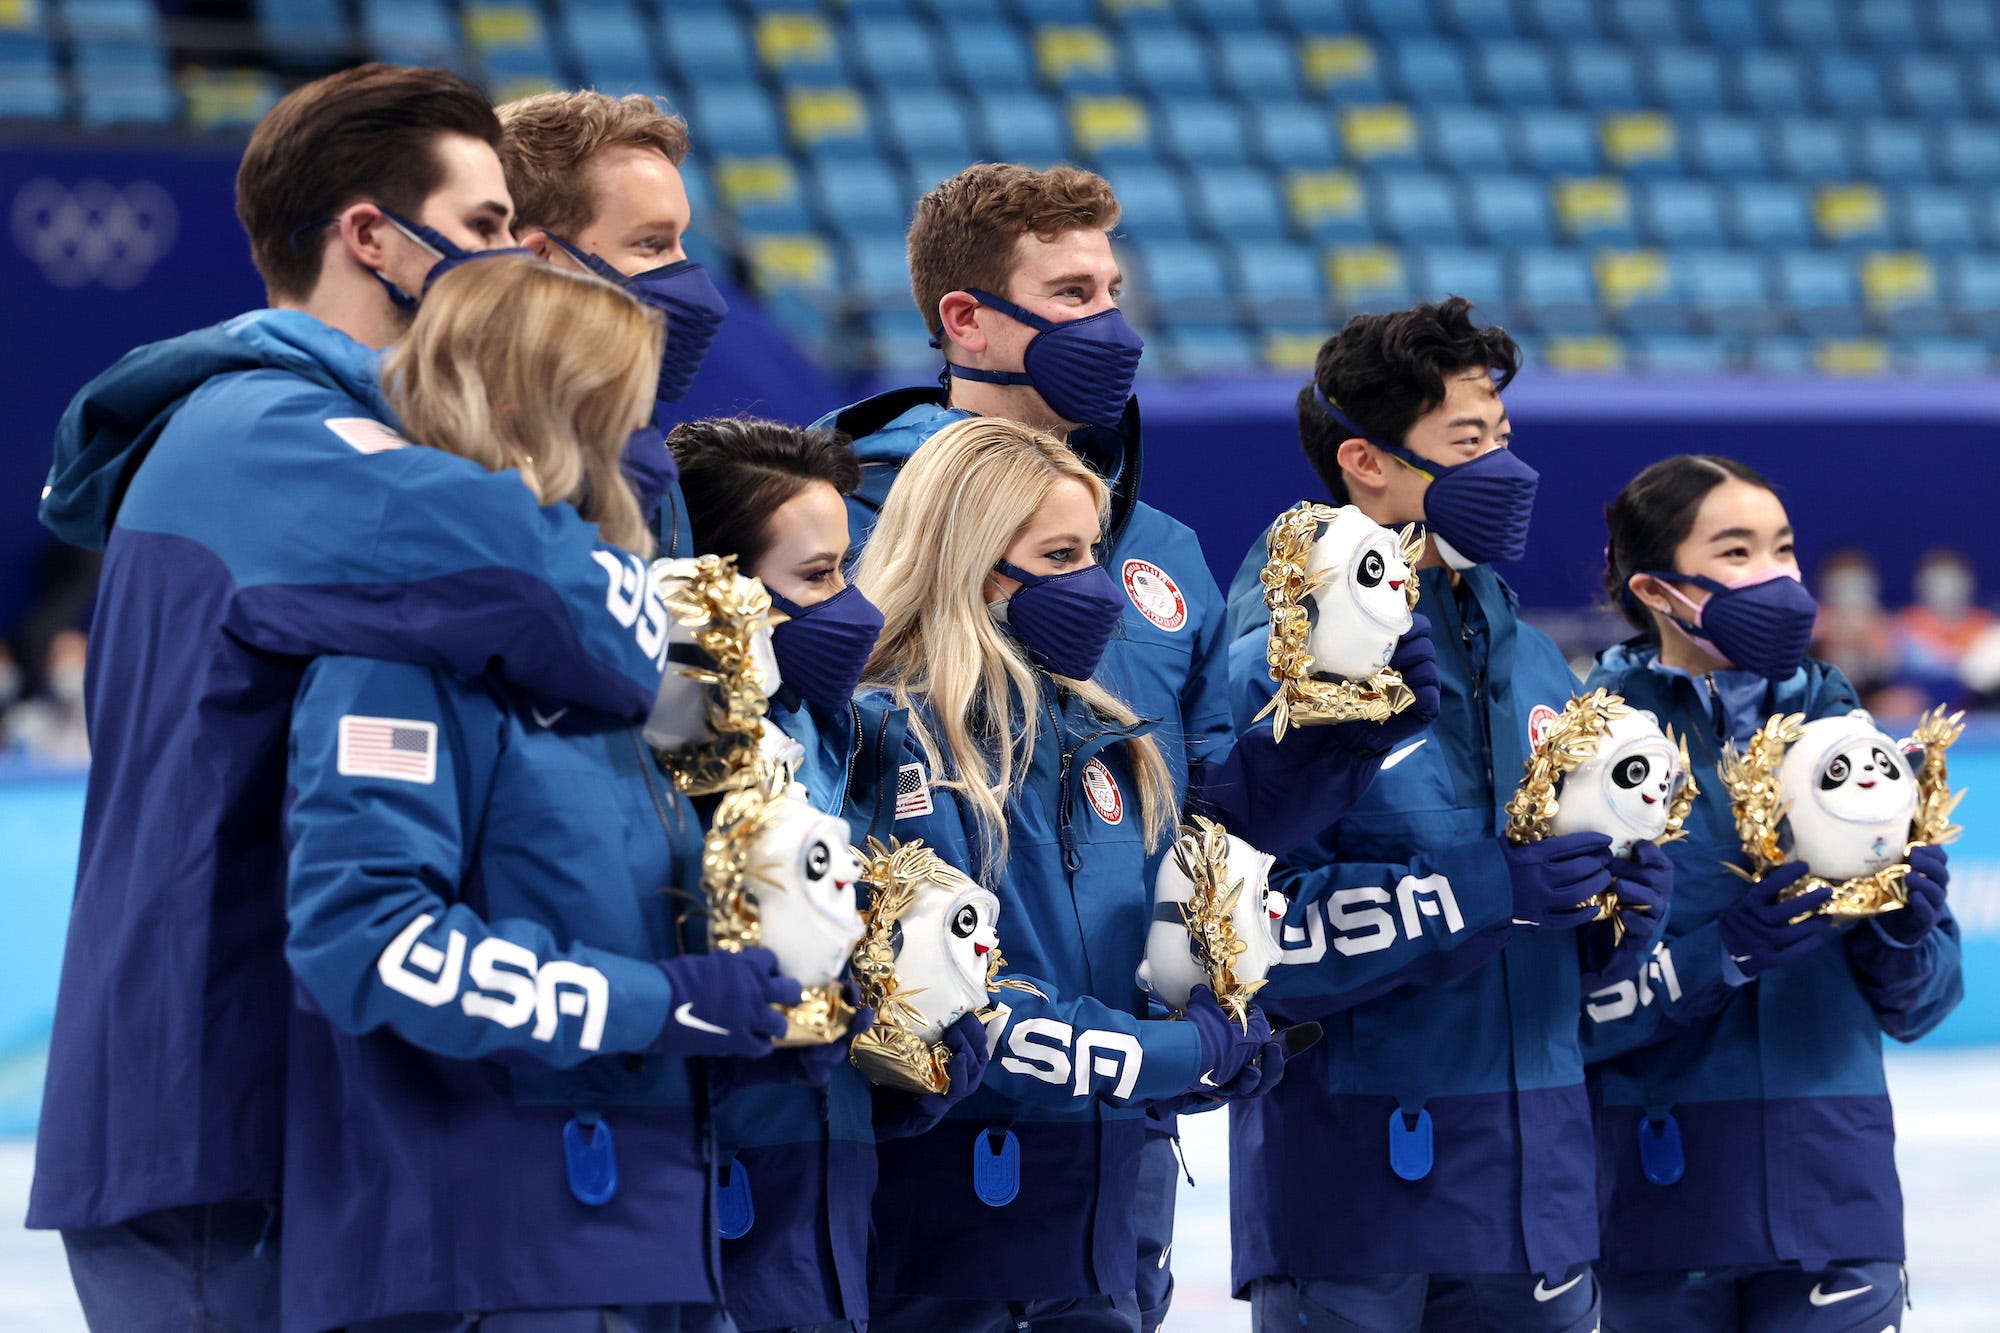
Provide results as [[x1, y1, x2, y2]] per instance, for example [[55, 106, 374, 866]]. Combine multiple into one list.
[[1520, 0, 1601, 41], [1861, 250, 1946, 336], [1036, 25, 1122, 94], [1125, 29, 1212, 98], [1358, 0, 1436, 36], [1898, 186, 1980, 251], [1563, 45, 1643, 111], [1541, 334, 1628, 373], [1183, 0, 1269, 32], [1896, 338, 1990, 375], [180, 67, 279, 131], [755, 11, 845, 86], [810, 153, 905, 235], [0, 65, 64, 120], [1011, 0, 1096, 24], [1812, 53, 1888, 118], [1514, 249, 1599, 333], [660, 10, 754, 83], [713, 155, 812, 232], [849, 18, 943, 88], [1285, 169, 1373, 243], [1679, 249, 1778, 335], [1608, 0, 1687, 43], [940, 19, 1035, 87], [462, 1, 561, 83], [1949, 254, 2000, 336], [1639, 179, 1725, 246], [1271, 0, 1362, 35], [1775, 251, 1864, 335], [1426, 106, 1514, 173], [1772, 0, 1849, 48], [1217, 33, 1303, 103], [1815, 184, 1893, 247], [1161, 325, 1262, 377], [1889, 56, 1966, 120], [1596, 249, 1686, 333], [1411, 247, 1509, 314], [1728, 181, 1813, 248], [1234, 239, 1331, 324], [1160, 100, 1250, 165], [1747, 337, 1814, 374], [1812, 339, 1893, 377], [562, 4, 664, 96], [1386, 39, 1472, 106], [900, 156, 971, 201], [1854, 122, 1932, 185], [1326, 245, 1412, 312], [1437, 0, 1518, 36], [746, 232, 842, 297], [974, 91, 1070, 163], [1600, 112, 1680, 178], [1129, 238, 1233, 317], [359, 0, 456, 67], [1300, 36, 1385, 101], [1251, 102, 1341, 169], [1338, 104, 1420, 168], [1694, 0, 1765, 46], [1516, 112, 1600, 177], [1103, 164, 1196, 240], [877, 88, 976, 160], [866, 305, 940, 375], [1260, 327, 1330, 373], [78, 76, 177, 127], [1468, 174, 1554, 246], [1647, 49, 1728, 114], [1070, 95, 1154, 161], [1772, 120, 1851, 181], [59, 0, 157, 43], [1476, 42, 1558, 108], [1934, 0, 2000, 49], [1962, 57, 2000, 118], [1375, 172, 1462, 245], [1855, 0, 1925, 51], [1686, 117, 1770, 180], [256, 0, 348, 66], [1193, 165, 1288, 239], [1632, 334, 1737, 375], [783, 87, 871, 157], [1938, 123, 2000, 183], [1732, 53, 1809, 118], [1552, 177, 1635, 246]]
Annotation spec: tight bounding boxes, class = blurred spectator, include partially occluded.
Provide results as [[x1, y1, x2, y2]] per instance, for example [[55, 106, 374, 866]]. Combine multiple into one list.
[[1893, 547, 1995, 711], [5, 629, 90, 764], [1812, 548, 1899, 700], [0, 642, 21, 717]]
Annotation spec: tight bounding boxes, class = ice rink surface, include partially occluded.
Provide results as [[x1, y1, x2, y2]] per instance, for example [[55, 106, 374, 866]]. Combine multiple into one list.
[[3, 1048, 1996, 1331]]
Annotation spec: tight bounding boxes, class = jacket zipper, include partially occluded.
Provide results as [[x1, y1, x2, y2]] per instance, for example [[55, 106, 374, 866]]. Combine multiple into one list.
[[844, 700, 865, 815], [1043, 689, 1081, 870]]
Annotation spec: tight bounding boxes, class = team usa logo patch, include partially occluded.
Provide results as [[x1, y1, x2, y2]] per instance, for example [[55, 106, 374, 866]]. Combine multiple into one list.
[[895, 762, 934, 820], [337, 715, 438, 784], [1122, 559, 1187, 633], [1527, 704, 1560, 753], [1081, 758, 1124, 825], [325, 416, 410, 454]]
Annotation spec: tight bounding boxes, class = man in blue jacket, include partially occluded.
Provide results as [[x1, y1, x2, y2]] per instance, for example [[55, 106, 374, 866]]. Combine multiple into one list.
[[1223, 301, 1663, 1333], [817, 162, 1438, 1333], [31, 64, 714, 1329]]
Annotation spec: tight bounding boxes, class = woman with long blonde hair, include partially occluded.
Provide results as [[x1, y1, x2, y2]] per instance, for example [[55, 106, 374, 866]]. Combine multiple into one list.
[[853, 417, 1284, 1333], [277, 256, 797, 1333]]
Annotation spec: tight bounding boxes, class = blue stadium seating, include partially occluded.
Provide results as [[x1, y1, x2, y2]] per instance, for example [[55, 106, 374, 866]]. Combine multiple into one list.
[[1856, 0, 1925, 52], [562, 5, 664, 96], [1695, 0, 1765, 47], [1469, 174, 1555, 246], [1938, 123, 2000, 183], [1216, 33, 1302, 103], [660, 10, 754, 84], [1375, 172, 1462, 245], [810, 153, 905, 235], [1251, 102, 1341, 168], [1687, 117, 1771, 180], [1129, 238, 1233, 317], [1680, 249, 1778, 335], [1521, 0, 1601, 42], [1632, 334, 1736, 374], [1477, 42, 1558, 108], [1648, 49, 1728, 114], [1426, 107, 1513, 173], [1772, 120, 1851, 181], [849, 18, 943, 89], [1192, 165, 1287, 239], [1733, 53, 1809, 119], [973, 90, 1069, 163], [1160, 99, 1250, 165], [1813, 54, 1889, 118], [1610, 0, 1687, 43], [1772, 0, 1849, 50], [1890, 56, 1966, 120], [1639, 179, 1726, 247], [1900, 186, 1981, 252], [939, 18, 1034, 88], [1104, 164, 1196, 240], [1125, 29, 1211, 98], [1515, 249, 1600, 333], [1233, 240, 1329, 323], [1563, 45, 1643, 112], [1514, 111, 1598, 176], [1437, 0, 1517, 37], [1386, 39, 1472, 106], [1775, 251, 1864, 336], [1729, 181, 1814, 249], [359, 0, 457, 68], [1411, 247, 1509, 314]]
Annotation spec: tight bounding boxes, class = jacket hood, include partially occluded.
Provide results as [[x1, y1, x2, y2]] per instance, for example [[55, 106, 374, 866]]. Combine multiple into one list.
[[1595, 638, 1663, 677], [41, 309, 392, 549]]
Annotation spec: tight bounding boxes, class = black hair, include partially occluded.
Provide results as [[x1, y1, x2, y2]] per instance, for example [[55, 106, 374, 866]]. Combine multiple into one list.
[[1297, 296, 1520, 503], [667, 417, 860, 573], [1603, 454, 1777, 637]]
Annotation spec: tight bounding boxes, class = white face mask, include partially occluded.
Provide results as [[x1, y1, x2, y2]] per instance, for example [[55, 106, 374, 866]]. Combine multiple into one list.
[[1547, 710, 1687, 859], [1820, 568, 1879, 610], [1137, 833, 1283, 1013], [47, 664, 85, 706], [1303, 506, 1415, 681], [743, 797, 867, 989], [1916, 563, 1975, 618], [1778, 713, 1920, 881]]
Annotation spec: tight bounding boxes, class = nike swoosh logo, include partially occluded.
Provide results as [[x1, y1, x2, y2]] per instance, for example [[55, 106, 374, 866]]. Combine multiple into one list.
[[673, 1002, 729, 1036], [1533, 1273, 1584, 1302], [1808, 1282, 1873, 1307], [531, 705, 568, 728], [1199, 1070, 1219, 1087], [1157, 1243, 1172, 1269], [1381, 737, 1430, 771]]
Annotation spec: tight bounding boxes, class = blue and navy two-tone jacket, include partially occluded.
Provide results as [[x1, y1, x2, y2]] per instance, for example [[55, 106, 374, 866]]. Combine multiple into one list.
[[1581, 643, 1964, 1275], [28, 310, 679, 1233], [864, 679, 1206, 1303], [280, 655, 717, 1332], [1224, 561, 1599, 1289]]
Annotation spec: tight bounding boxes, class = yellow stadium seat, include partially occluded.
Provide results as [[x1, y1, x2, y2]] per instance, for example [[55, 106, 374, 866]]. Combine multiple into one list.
[[1554, 178, 1632, 233], [1600, 112, 1676, 171], [1070, 95, 1151, 154], [1037, 26, 1118, 85], [1285, 169, 1367, 233], [749, 235, 837, 292], [1545, 335, 1626, 373], [0, 0, 41, 33], [463, 3, 541, 52], [1338, 104, 1417, 163], [1103, 0, 1173, 13], [1326, 246, 1406, 303], [1595, 250, 1671, 308], [716, 156, 802, 211], [1815, 184, 1888, 242], [179, 68, 276, 132], [1263, 331, 1325, 373], [1302, 36, 1377, 96], [1813, 339, 1890, 376], [1859, 252, 1937, 310], [756, 12, 835, 71], [491, 74, 560, 104], [786, 88, 869, 149]]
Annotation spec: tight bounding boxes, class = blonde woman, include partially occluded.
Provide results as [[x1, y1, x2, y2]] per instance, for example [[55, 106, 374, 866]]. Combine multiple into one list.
[[853, 417, 1283, 1333], [278, 258, 797, 1333]]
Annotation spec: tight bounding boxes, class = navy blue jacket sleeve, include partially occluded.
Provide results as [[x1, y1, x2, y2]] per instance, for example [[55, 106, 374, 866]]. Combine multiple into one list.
[[1843, 910, 1965, 1043]]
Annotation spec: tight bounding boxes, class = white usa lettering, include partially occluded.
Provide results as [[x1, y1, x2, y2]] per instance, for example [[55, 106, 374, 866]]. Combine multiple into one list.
[[1000, 1018, 1144, 1100], [1586, 940, 1685, 1023], [592, 551, 673, 668], [1281, 875, 1468, 964], [376, 913, 610, 1051]]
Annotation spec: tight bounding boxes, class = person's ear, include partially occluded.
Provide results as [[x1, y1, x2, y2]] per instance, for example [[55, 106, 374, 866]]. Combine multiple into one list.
[[937, 291, 986, 358], [1626, 572, 1676, 617], [1337, 436, 1387, 498], [518, 229, 557, 263], [337, 203, 392, 270]]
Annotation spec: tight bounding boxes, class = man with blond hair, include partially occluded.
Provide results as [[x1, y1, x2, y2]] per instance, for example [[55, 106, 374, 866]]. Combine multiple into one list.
[[818, 162, 1440, 1333], [498, 89, 728, 558]]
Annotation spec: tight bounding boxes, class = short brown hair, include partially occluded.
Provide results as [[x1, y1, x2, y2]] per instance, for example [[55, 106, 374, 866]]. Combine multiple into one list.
[[497, 91, 690, 239], [668, 418, 860, 573], [906, 163, 1120, 338], [236, 63, 502, 302]]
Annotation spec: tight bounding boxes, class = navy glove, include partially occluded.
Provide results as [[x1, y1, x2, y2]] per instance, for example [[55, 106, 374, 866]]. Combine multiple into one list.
[[1718, 862, 1836, 979], [1581, 839, 1674, 985], [649, 947, 801, 1059], [1181, 984, 1278, 1099], [873, 1011, 995, 1141], [709, 997, 874, 1103], [1503, 831, 1615, 931], [1877, 844, 1949, 945], [1322, 615, 1442, 757]]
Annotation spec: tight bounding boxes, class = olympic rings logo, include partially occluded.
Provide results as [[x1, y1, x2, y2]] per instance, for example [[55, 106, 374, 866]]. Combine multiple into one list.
[[11, 178, 179, 291]]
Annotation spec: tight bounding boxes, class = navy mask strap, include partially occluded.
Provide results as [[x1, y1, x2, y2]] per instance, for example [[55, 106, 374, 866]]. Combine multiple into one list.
[[935, 288, 1053, 374], [548, 234, 626, 284], [1311, 383, 1440, 478]]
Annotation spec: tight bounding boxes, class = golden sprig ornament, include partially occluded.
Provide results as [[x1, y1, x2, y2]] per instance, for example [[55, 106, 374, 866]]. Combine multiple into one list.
[[1254, 501, 1425, 740], [1167, 816, 1270, 1031], [655, 554, 777, 796]]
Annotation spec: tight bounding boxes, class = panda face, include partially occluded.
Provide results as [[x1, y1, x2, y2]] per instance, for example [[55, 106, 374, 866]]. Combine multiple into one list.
[[944, 889, 1000, 988], [1814, 739, 1915, 825], [1304, 508, 1415, 679], [1342, 531, 1414, 631], [795, 817, 865, 925]]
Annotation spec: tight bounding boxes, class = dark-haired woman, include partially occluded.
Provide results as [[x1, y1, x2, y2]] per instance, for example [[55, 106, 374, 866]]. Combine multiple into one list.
[[669, 417, 991, 1333], [1585, 454, 1961, 1332]]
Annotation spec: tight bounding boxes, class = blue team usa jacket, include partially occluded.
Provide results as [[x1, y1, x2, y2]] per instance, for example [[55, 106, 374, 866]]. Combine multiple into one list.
[[1224, 560, 1599, 1289], [29, 309, 677, 1233], [1581, 644, 1963, 1275], [281, 657, 718, 1332]]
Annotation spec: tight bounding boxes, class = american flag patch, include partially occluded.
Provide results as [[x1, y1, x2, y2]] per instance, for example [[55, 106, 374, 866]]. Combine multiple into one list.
[[895, 762, 933, 819], [325, 416, 410, 454], [337, 715, 438, 784]]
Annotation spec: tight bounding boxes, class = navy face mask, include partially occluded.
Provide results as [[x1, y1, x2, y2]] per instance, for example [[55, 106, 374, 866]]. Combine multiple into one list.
[[549, 237, 729, 402], [1640, 568, 1818, 679], [1313, 384, 1537, 567], [990, 559, 1126, 680], [767, 584, 885, 712], [375, 208, 532, 310], [940, 288, 1144, 428]]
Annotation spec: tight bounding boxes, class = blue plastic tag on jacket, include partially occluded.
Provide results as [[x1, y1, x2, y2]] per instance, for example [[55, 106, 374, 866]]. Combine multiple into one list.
[[1638, 1114, 1686, 1186], [563, 1113, 619, 1206], [973, 1127, 1021, 1207], [1388, 1107, 1434, 1182], [716, 1159, 755, 1239]]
